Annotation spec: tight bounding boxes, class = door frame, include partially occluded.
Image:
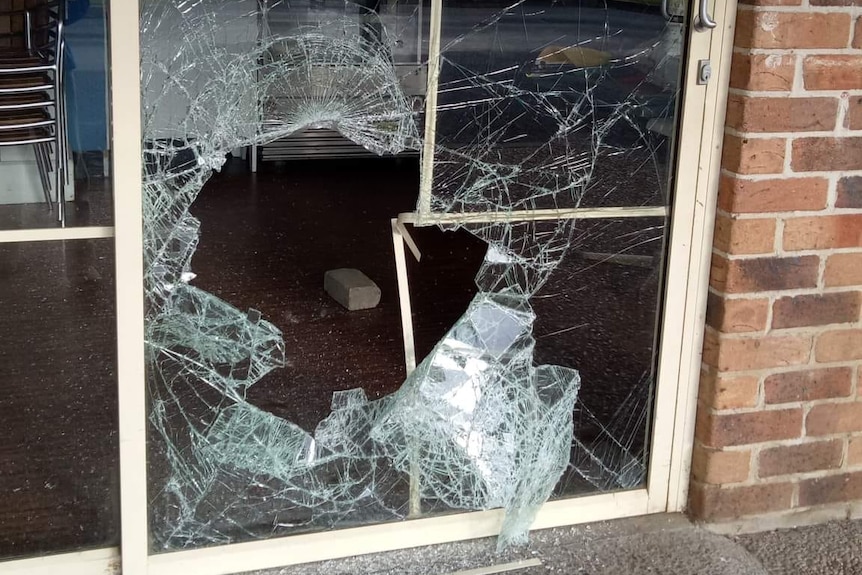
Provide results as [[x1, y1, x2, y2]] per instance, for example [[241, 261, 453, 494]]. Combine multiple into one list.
[[0, 0, 738, 571]]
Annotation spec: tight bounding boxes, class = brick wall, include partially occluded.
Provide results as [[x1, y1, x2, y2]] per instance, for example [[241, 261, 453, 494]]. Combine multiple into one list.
[[689, 0, 862, 523]]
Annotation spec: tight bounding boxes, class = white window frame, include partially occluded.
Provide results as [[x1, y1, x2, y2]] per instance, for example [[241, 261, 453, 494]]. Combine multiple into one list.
[[0, 0, 738, 570]]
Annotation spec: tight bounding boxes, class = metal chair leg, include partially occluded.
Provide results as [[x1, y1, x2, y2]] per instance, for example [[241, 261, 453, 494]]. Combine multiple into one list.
[[59, 83, 70, 187], [58, 42, 70, 188], [34, 143, 53, 208], [53, 140, 65, 226]]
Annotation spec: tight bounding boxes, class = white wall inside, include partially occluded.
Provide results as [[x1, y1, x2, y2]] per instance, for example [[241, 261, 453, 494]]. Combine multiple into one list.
[[0, 146, 75, 205]]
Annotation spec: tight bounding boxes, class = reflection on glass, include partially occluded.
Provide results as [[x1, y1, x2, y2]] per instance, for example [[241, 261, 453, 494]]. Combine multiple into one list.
[[0, 239, 118, 560], [141, 0, 683, 554], [0, 0, 113, 230]]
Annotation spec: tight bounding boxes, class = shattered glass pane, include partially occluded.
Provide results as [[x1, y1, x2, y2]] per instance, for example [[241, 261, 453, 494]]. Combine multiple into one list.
[[535, 218, 667, 494], [427, 0, 681, 214], [141, 0, 684, 553]]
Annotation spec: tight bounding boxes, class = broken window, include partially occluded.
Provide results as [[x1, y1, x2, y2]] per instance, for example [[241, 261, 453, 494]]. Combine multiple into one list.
[[141, 0, 682, 552]]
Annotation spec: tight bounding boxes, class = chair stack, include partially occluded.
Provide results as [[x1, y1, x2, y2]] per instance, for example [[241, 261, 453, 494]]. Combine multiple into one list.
[[0, 0, 67, 225]]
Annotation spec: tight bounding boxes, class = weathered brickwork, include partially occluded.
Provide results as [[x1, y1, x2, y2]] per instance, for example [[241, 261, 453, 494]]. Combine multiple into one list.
[[690, 0, 862, 523]]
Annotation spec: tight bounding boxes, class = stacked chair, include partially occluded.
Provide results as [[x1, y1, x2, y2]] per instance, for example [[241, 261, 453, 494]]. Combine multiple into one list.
[[0, 0, 67, 225]]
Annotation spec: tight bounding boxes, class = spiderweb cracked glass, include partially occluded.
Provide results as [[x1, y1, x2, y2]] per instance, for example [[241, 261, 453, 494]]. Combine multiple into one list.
[[141, 0, 679, 552]]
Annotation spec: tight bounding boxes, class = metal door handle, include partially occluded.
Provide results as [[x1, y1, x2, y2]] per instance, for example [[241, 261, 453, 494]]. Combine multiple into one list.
[[660, 0, 683, 23], [695, 0, 717, 31]]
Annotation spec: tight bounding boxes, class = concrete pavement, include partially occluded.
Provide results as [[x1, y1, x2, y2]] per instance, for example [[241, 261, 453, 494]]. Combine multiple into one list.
[[244, 513, 862, 574]]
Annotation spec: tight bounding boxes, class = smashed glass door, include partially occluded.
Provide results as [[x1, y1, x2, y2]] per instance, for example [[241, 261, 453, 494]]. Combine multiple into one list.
[[141, 0, 687, 553]]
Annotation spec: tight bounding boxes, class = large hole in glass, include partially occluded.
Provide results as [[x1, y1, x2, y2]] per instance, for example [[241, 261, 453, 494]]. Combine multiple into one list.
[[189, 157, 488, 431]]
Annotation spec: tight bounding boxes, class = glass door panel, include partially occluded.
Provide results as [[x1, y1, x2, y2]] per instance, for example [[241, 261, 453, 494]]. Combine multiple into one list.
[[141, 0, 688, 553], [425, 0, 683, 213], [0, 0, 114, 230], [0, 0, 121, 563], [0, 238, 119, 560], [423, 0, 686, 495]]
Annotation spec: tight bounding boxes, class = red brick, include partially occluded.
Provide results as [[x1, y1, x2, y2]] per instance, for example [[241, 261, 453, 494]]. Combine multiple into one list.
[[772, 292, 862, 329], [718, 175, 827, 213], [783, 215, 862, 250], [691, 447, 752, 484], [710, 254, 819, 293], [848, 96, 862, 130], [700, 408, 803, 447], [695, 402, 714, 445], [815, 329, 862, 362], [738, 0, 801, 5], [703, 333, 811, 372], [855, 17, 862, 49], [700, 370, 760, 409], [689, 482, 794, 520], [792, 138, 862, 172], [734, 12, 852, 49], [713, 215, 776, 255], [721, 135, 786, 174], [806, 402, 862, 435], [799, 471, 862, 506], [709, 256, 728, 292], [730, 53, 795, 91], [803, 56, 862, 90], [726, 95, 838, 133], [759, 440, 843, 477], [810, 0, 862, 5], [824, 253, 862, 287], [707, 293, 769, 332], [764, 367, 853, 404], [849, 437, 862, 466], [837, 177, 862, 209]]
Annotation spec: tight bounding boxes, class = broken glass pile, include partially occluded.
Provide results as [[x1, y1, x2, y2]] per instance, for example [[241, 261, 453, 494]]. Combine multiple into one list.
[[141, 0, 680, 552]]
